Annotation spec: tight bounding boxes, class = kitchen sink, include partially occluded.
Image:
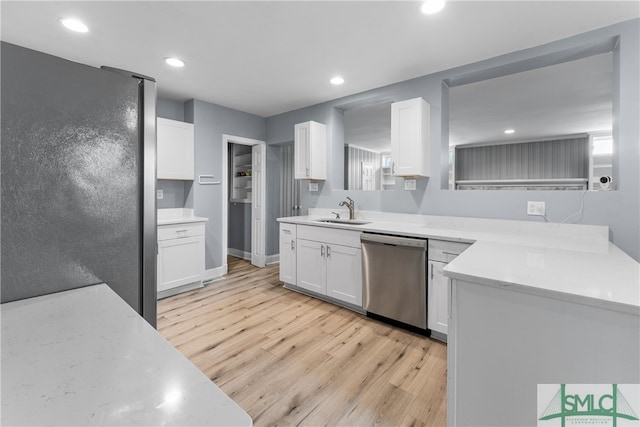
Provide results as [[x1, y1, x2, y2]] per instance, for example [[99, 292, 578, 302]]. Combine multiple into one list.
[[315, 218, 371, 225]]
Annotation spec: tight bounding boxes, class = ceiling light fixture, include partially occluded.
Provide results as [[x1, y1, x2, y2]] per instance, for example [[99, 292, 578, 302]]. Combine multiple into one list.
[[330, 76, 345, 85], [421, 0, 446, 15], [164, 57, 186, 68], [504, 129, 515, 134], [60, 18, 89, 33]]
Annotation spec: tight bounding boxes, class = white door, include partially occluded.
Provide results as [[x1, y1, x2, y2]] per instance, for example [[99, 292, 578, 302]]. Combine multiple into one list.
[[296, 239, 326, 294], [326, 245, 362, 306], [361, 162, 374, 191], [251, 144, 266, 267]]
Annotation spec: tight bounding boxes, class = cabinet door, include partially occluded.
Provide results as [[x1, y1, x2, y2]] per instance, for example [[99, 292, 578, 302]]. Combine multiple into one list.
[[157, 118, 194, 180], [157, 236, 204, 292], [428, 260, 449, 335], [296, 239, 326, 294], [279, 226, 297, 285], [326, 245, 362, 307], [294, 122, 310, 179], [294, 121, 326, 180], [391, 98, 430, 177]]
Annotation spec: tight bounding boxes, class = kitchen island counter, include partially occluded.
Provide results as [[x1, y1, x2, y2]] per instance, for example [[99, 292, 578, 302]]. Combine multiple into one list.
[[1, 284, 251, 426]]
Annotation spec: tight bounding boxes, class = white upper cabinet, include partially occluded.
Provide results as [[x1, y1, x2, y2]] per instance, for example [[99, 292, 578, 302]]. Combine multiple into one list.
[[157, 118, 195, 180], [294, 121, 326, 180], [391, 97, 430, 177]]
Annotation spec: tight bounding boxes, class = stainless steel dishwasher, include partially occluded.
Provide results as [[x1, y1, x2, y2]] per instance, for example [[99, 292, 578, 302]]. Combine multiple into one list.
[[361, 233, 427, 331]]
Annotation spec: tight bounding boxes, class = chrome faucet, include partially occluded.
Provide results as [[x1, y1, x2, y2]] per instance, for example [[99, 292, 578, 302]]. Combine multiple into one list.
[[338, 197, 355, 220]]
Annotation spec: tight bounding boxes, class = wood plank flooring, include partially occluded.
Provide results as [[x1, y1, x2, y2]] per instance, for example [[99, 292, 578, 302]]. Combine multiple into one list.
[[158, 257, 447, 426]]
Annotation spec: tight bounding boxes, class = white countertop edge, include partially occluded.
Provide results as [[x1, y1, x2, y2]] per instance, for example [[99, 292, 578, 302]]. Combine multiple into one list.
[[157, 208, 208, 225], [444, 269, 640, 316], [158, 216, 209, 225]]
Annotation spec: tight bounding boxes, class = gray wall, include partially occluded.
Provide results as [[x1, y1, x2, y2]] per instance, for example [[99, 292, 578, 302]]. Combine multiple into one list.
[[265, 19, 640, 261], [185, 99, 265, 270], [157, 98, 185, 121]]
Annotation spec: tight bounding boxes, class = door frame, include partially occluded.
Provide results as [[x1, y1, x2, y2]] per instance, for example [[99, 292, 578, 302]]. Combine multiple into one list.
[[222, 134, 267, 268]]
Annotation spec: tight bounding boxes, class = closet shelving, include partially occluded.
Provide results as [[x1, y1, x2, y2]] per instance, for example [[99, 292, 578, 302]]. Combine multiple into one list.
[[231, 145, 252, 203]]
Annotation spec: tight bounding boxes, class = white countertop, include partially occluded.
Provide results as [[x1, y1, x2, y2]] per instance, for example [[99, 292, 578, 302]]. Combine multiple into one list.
[[0, 284, 252, 426], [278, 210, 639, 314], [158, 208, 208, 226]]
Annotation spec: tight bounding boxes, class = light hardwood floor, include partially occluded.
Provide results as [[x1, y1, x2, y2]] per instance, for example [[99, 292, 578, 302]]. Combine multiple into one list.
[[158, 257, 447, 426]]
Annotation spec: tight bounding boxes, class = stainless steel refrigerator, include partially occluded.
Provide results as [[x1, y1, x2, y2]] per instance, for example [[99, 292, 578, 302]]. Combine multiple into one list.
[[1, 42, 157, 327]]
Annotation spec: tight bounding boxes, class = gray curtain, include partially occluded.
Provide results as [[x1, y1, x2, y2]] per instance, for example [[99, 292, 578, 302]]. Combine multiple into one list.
[[280, 144, 299, 217]]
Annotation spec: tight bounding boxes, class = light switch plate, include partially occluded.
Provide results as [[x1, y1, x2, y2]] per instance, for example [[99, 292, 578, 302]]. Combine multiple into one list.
[[309, 182, 319, 192], [156, 189, 164, 200], [404, 179, 416, 191]]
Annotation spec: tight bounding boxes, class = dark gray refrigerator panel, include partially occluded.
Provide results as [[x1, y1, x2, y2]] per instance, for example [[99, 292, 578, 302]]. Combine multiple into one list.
[[1, 42, 156, 326]]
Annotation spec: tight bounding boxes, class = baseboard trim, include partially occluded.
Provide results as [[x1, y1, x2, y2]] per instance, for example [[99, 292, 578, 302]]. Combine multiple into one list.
[[203, 265, 227, 284], [228, 248, 251, 260], [157, 281, 203, 299], [266, 254, 280, 265]]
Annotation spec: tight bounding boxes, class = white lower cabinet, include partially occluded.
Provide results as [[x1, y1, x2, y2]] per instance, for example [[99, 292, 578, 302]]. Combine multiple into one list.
[[157, 222, 205, 294], [427, 239, 471, 340], [296, 239, 362, 307], [280, 223, 362, 308], [279, 223, 297, 285], [296, 239, 327, 294], [428, 260, 449, 335], [325, 244, 362, 305]]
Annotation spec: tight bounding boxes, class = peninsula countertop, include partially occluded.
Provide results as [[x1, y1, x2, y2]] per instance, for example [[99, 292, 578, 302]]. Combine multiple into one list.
[[278, 210, 639, 315], [1, 284, 251, 426]]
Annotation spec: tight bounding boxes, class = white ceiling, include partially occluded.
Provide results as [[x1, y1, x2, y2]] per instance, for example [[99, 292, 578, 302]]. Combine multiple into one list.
[[1, 1, 638, 118]]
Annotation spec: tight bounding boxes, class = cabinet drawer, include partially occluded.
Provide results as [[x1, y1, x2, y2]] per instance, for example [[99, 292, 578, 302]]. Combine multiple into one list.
[[158, 222, 205, 241], [297, 224, 361, 248], [428, 240, 471, 263], [280, 223, 297, 239]]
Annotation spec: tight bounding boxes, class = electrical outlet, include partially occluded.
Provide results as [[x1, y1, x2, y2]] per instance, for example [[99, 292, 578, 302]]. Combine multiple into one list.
[[309, 182, 319, 192], [527, 201, 545, 216], [404, 179, 416, 191], [156, 189, 164, 200]]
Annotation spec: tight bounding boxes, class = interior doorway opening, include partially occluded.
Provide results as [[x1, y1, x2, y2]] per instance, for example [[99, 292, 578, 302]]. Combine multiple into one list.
[[221, 135, 266, 270]]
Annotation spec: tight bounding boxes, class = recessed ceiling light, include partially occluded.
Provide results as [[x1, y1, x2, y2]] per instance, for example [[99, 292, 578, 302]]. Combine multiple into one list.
[[421, 0, 445, 15], [330, 76, 345, 85], [164, 57, 186, 68], [504, 129, 515, 134], [60, 18, 89, 33]]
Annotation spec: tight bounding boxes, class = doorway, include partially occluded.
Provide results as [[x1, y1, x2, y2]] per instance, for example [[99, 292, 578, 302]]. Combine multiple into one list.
[[221, 134, 266, 269]]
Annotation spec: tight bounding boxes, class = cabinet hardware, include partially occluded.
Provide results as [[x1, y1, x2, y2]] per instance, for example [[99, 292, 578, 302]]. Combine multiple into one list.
[[442, 251, 459, 256], [283, 229, 291, 235], [291, 240, 295, 250], [430, 263, 434, 280], [327, 246, 331, 258], [320, 245, 325, 257]]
